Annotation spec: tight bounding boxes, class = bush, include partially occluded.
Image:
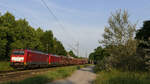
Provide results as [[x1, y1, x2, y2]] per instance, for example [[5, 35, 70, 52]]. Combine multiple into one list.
[[94, 70, 150, 84], [0, 61, 14, 71]]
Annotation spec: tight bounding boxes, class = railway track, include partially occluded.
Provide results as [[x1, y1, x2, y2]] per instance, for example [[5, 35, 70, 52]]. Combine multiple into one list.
[[0, 65, 79, 83], [0, 69, 25, 74], [0, 68, 44, 74], [0, 67, 58, 83], [0, 70, 16, 74]]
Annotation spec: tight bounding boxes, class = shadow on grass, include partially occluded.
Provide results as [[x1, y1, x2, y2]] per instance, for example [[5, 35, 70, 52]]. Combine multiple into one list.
[[76, 66, 81, 69], [48, 79, 74, 84], [104, 77, 143, 84], [4, 76, 52, 84], [94, 73, 150, 84]]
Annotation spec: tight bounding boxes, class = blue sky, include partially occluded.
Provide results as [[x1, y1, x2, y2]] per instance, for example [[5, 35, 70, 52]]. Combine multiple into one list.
[[0, 0, 150, 57]]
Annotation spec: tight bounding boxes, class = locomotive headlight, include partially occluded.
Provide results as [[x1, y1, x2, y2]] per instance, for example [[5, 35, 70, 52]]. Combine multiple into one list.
[[12, 57, 24, 61]]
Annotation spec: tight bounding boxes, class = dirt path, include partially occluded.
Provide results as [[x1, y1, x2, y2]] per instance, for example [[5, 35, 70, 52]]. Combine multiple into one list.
[[48, 65, 96, 84]]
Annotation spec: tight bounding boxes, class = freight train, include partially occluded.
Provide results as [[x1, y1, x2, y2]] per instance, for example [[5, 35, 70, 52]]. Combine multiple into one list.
[[10, 49, 88, 69]]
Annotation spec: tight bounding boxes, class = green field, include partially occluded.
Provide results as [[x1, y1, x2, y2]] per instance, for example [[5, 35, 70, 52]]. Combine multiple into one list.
[[0, 61, 14, 71], [1, 65, 88, 84], [94, 70, 150, 84]]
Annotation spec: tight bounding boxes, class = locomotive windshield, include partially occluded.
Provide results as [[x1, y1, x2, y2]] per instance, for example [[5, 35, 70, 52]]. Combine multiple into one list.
[[13, 51, 24, 55]]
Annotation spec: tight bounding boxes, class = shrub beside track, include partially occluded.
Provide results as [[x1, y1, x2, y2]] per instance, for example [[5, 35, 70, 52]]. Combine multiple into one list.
[[0, 61, 14, 71], [94, 70, 150, 84]]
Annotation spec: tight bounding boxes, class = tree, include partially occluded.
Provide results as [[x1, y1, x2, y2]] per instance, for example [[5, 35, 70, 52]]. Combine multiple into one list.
[[0, 12, 16, 27], [89, 53, 94, 60], [0, 11, 68, 60], [40, 30, 54, 53], [0, 12, 16, 60], [99, 10, 139, 71], [54, 39, 67, 56], [135, 21, 150, 71], [68, 50, 78, 58], [135, 21, 150, 48], [89, 46, 108, 64], [0, 27, 8, 60], [136, 21, 150, 41], [35, 28, 45, 51]]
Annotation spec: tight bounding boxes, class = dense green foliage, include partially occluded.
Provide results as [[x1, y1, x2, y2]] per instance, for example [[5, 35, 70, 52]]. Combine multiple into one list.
[[135, 21, 150, 71], [68, 50, 78, 58], [94, 70, 150, 84], [136, 21, 150, 41], [0, 12, 67, 60], [136, 21, 150, 48], [90, 10, 147, 72], [89, 46, 109, 64]]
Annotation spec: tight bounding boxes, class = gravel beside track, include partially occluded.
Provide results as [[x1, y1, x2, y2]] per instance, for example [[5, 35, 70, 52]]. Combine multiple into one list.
[[48, 65, 96, 84]]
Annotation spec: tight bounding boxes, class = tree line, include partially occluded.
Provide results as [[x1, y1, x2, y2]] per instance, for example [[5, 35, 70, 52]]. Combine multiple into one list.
[[0, 12, 78, 61], [89, 10, 150, 72]]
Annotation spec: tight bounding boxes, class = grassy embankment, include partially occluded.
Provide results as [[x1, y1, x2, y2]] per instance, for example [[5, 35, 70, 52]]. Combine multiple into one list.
[[0, 61, 14, 71], [94, 70, 150, 84], [1, 64, 89, 84]]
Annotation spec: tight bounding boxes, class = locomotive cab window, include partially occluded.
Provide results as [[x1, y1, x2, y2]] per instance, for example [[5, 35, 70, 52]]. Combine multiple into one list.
[[13, 51, 24, 55]]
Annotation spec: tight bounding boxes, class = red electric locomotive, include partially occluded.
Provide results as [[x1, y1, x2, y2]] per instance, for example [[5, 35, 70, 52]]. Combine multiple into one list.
[[10, 49, 49, 68]]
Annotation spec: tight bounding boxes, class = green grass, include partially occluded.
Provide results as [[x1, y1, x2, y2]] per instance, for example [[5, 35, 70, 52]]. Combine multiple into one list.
[[94, 70, 150, 84], [0, 61, 14, 71], [1, 65, 88, 84]]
